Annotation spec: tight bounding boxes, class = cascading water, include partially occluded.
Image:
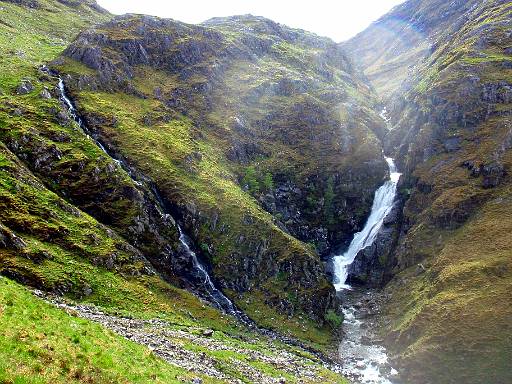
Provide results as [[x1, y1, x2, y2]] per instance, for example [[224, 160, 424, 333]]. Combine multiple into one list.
[[56, 75, 245, 321], [333, 157, 401, 290], [333, 155, 401, 384], [177, 226, 251, 324]]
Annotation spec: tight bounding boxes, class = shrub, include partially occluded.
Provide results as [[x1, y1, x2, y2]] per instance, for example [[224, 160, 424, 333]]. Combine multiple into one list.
[[325, 309, 343, 328]]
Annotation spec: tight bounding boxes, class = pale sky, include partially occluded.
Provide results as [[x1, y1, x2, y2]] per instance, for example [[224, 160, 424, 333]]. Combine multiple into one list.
[[96, 0, 405, 42]]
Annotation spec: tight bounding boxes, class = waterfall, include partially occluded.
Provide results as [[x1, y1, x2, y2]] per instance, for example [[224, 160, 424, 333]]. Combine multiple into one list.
[[332, 157, 401, 290], [56, 76, 245, 321], [177, 226, 250, 323]]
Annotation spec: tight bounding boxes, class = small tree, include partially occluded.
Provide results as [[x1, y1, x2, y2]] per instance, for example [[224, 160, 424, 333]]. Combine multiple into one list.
[[325, 309, 343, 328], [324, 176, 335, 224], [242, 166, 260, 194], [262, 172, 274, 191]]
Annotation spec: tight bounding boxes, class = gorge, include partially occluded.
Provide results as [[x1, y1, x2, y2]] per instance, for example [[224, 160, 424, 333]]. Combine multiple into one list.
[[0, 0, 511, 383]]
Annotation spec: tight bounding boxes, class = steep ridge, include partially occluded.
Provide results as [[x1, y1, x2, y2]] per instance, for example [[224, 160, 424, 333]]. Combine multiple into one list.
[[342, 0, 485, 100], [50, 13, 388, 334], [344, 0, 512, 383]]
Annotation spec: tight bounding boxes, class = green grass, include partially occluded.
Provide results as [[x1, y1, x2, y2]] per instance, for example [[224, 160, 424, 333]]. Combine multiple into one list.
[[0, 277, 222, 384], [49, 13, 387, 344], [0, 5, 347, 379], [0, 276, 347, 383]]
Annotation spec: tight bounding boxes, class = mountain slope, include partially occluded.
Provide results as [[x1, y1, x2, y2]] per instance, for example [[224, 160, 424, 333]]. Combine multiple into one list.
[[50, 13, 388, 332], [0, 0, 351, 381], [345, 0, 512, 383], [342, 0, 489, 99]]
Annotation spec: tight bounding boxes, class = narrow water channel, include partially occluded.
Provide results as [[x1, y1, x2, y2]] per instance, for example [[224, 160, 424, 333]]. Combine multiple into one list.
[[333, 157, 401, 383]]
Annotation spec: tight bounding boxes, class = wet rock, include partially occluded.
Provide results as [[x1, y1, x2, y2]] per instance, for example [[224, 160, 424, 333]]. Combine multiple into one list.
[[202, 329, 214, 337], [415, 263, 427, 276], [0, 225, 27, 250]]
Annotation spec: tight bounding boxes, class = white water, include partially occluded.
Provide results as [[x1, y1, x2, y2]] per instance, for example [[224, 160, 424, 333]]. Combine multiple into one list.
[[58, 76, 243, 320], [340, 299, 398, 384], [177, 226, 242, 318], [332, 157, 401, 290], [333, 154, 401, 384], [379, 107, 390, 122]]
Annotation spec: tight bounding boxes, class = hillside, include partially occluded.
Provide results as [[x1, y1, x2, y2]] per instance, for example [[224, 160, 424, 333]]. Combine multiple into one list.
[[49, 13, 387, 332], [0, 0, 364, 381], [4, 0, 510, 382], [344, 0, 512, 383], [0, 0, 390, 382]]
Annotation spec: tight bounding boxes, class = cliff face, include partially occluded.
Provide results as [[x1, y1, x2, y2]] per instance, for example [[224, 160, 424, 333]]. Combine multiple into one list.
[[49, 14, 387, 330], [345, 0, 512, 383]]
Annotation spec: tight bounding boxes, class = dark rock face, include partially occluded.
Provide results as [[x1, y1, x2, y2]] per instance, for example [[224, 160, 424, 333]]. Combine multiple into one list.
[[1, 97, 188, 288], [0, 224, 27, 250], [346, 202, 402, 287], [1, 0, 40, 8], [16, 80, 34, 94]]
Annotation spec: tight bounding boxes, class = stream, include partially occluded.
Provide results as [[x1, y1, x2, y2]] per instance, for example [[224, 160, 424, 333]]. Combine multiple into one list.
[[332, 157, 401, 384], [57, 71, 401, 380], [56, 74, 245, 322]]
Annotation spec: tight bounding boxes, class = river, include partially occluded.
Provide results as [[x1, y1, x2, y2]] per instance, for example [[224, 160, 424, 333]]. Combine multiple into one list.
[[332, 157, 401, 384]]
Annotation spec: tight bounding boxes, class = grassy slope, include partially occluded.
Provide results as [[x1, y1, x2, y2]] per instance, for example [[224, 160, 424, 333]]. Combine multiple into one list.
[[0, 0, 338, 349], [0, 277, 219, 384], [348, 1, 512, 382], [0, 277, 347, 383], [0, 1, 347, 382]]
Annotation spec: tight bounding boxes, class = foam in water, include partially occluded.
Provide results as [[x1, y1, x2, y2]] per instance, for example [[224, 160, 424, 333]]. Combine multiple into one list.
[[332, 157, 401, 290], [334, 156, 401, 383]]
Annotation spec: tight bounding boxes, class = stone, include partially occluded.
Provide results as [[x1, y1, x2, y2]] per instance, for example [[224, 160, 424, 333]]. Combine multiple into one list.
[[415, 263, 426, 276], [16, 80, 34, 95], [202, 329, 214, 337], [40, 88, 52, 99], [443, 136, 461, 152], [482, 162, 506, 189], [0, 225, 26, 250], [82, 285, 93, 297]]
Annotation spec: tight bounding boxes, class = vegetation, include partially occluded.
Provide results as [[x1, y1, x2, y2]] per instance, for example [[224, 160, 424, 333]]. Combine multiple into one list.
[[0, 277, 348, 383], [325, 310, 343, 329], [0, 277, 214, 384], [0, 0, 350, 382], [50, 11, 388, 345]]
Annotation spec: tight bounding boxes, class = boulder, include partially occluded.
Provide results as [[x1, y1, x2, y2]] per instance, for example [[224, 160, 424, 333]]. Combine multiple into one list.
[[16, 80, 34, 95]]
